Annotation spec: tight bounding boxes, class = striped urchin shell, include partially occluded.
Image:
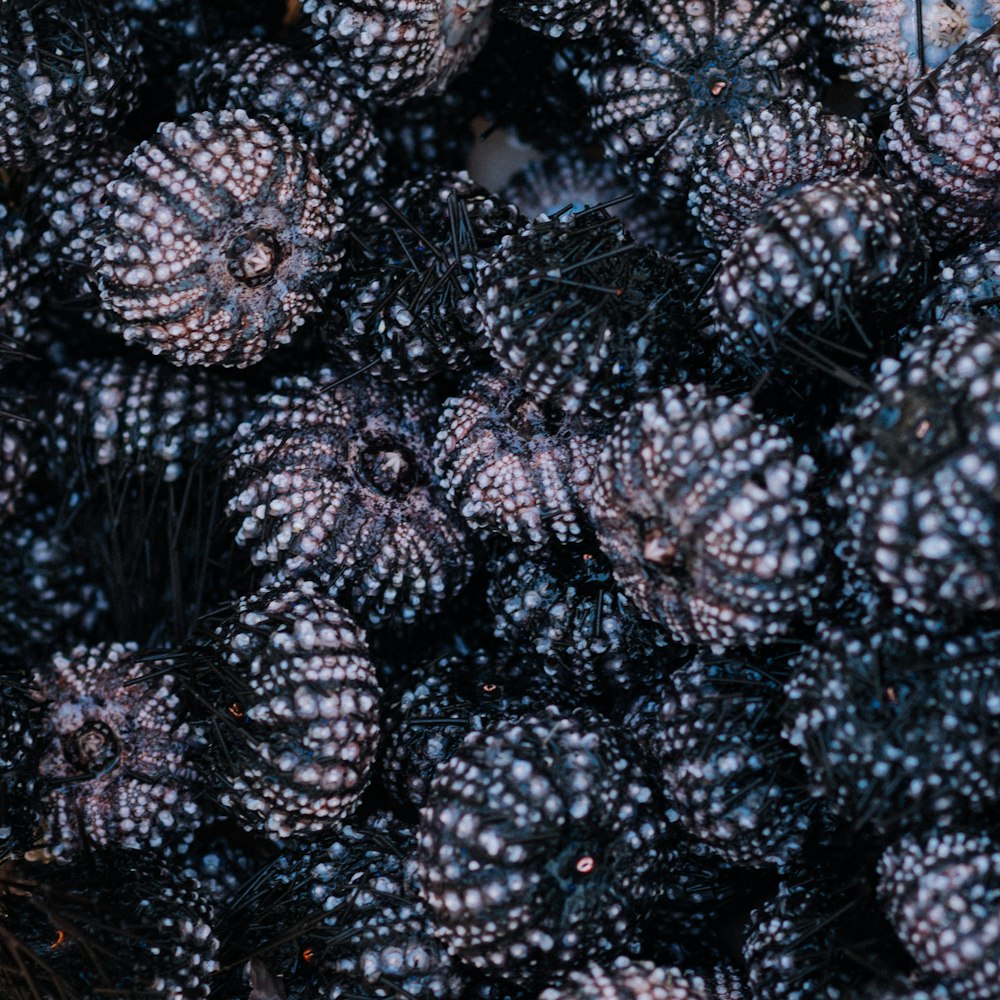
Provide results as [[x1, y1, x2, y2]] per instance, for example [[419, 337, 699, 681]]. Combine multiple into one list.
[[226, 369, 474, 627], [499, 0, 622, 38], [825, 0, 1000, 104], [434, 372, 603, 549], [882, 25, 1000, 249], [416, 708, 669, 976], [179, 41, 385, 196], [918, 240, 1000, 326], [31, 642, 202, 859], [207, 582, 380, 840], [783, 625, 1000, 832], [878, 829, 1000, 994], [329, 171, 521, 381], [47, 356, 238, 484], [593, 384, 824, 650], [302, 0, 493, 102], [649, 655, 817, 869], [539, 957, 734, 999], [95, 110, 345, 368], [579, 0, 814, 198], [688, 98, 872, 249], [0, 859, 219, 1000], [476, 208, 693, 418], [709, 175, 928, 375], [830, 318, 1000, 617], [0, 0, 145, 171]]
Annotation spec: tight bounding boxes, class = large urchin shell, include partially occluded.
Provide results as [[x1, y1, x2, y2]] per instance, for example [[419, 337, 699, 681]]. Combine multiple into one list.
[[877, 829, 1000, 995], [302, 0, 493, 102], [434, 371, 603, 549], [328, 171, 522, 382], [830, 318, 1000, 618], [476, 208, 695, 418], [30, 642, 201, 859], [0, 0, 145, 171], [688, 98, 872, 250], [593, 384, 824, 650], [578, 0, 815, 198], [882, 25, 1000, 249], [226, 369, 474, 627], [0, 859, 219, 1000], [204, 582, 380, 840], [782, 625, 1000, 833], [95, 110, 345, 368], [709, 176, 928, 376], [416, 707, 669, 977], [825, 0, 1000, 105], [216, 814, 465, 1000], [648, 654, 818, 869], [178, 40, 385, 197]]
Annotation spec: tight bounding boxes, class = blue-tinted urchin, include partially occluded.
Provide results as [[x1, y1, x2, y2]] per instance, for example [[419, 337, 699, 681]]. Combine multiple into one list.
[[882, 24, 1000, 250], [593, 384, 824, 650], [198, 581, 380, 840], [918, 240, 1000, 327], [825, 0, 1000, 105], [416, 707, 671, 979], [577, 0, 816, 199], [829, 318, 1000, 618], [499, 0, 622, 39], [95, 110, 345, 368], [645, 654, 820, 869], [709, 176, 928, 379], [226, 369, 474, 627], [783, 624, 1000, 834]]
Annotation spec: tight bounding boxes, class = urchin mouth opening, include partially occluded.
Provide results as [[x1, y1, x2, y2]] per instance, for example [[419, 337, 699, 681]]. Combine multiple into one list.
[[61, 719, 122, 777], [226, 227, 283, 287], [359, 436, 420, 497]]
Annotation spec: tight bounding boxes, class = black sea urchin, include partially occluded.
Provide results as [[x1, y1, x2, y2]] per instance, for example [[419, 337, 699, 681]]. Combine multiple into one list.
[[199, 581, 380, 840], [416, 707, 670, 979], [95, 110, 345, 368], [593, 384, 824, 650], [227, 369, 474, 627]]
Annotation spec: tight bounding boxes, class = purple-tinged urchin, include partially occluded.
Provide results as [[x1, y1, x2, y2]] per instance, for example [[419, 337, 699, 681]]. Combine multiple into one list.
[[643, 654, 821, 869], [326, 171, 521, 382], [178, 40, 385, 199], [783, 623, 1000, 834], [829, 317, 1000, 618], [688, 98, 872, 250], [199, 582, 380, 841], [0, 858, 219, 1000], [708, 175, 928, 379], [878, 828, 1000, 998], [416, 707, 671, 980], [434, 371, 604, 550], [576, 0, 816, 200], [95, 110, 345, 368], [226, 369, 475, 628], [301, 0, 493, 103], [30, 642, 202, 860], [593, 384, 824, 650], [882, 25, 1000, 251], [918, 239, 1000, 326], [825, 0, 1000, 106], [0, 0, 146, 171], [476, 206, 698, 419]]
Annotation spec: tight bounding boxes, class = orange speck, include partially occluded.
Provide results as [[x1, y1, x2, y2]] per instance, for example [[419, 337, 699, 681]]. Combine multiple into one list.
[[51, 930, 66, 949], [227, 702, 245, 722], [302, 948, 315, 963], [575, 856, 595, 875]]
